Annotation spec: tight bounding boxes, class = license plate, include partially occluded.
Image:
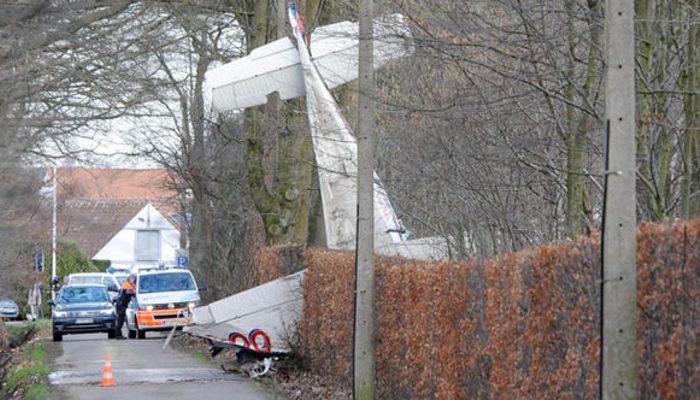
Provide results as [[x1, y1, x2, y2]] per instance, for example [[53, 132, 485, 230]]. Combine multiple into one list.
[[75, 318, 93, 324]]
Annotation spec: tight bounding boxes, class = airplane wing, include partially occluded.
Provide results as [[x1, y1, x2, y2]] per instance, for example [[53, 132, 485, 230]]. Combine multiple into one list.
[[205, 14, 411, 111], [184, 270, 305, 354]]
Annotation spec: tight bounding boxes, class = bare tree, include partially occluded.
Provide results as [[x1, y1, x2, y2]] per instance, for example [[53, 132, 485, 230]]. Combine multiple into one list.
[[0, 1, 144, 162], [366, 0, 700, 259]]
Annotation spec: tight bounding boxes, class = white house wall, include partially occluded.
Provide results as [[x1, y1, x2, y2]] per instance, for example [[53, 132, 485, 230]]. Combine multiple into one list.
[[160, 229, 179, 262], [93, 204, 180, 268], [96, 230, 134, 261]]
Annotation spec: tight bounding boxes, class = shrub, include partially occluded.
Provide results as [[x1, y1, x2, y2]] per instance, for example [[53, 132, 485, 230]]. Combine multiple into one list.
[[293, 219, 700, 399], [47, 240, 104, 282]]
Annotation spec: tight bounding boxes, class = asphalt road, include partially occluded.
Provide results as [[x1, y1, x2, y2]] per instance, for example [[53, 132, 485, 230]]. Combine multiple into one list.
[[47, 331, 273, 400]]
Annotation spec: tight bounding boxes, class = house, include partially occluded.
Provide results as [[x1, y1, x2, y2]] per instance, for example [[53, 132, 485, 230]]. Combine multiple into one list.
[[48, 168, 185, 271]]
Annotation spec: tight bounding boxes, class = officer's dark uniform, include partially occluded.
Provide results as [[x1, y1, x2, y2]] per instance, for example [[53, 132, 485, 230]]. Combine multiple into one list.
[[114, 277, 136, 339]]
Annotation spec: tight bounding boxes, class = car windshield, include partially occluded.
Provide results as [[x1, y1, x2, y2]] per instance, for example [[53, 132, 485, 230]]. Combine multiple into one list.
[[138, 272, 196, 294], [70, 275, 103, 285], [59, 287, 108, 304]]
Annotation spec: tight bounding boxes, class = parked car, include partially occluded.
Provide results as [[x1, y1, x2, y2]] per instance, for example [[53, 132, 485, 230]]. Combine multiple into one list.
[[0, 298, 19, 318], [49, 284, 116, 342], [126, 269, 201, 339], [66, 273, 120, 301]]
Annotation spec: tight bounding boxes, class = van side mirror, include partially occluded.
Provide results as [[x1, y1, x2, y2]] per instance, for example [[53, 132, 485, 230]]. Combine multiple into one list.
[[48, 299, 55, 307]]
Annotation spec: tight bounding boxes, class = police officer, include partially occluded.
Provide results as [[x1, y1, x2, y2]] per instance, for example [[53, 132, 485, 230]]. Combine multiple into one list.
[[114, 274, 136, 339]]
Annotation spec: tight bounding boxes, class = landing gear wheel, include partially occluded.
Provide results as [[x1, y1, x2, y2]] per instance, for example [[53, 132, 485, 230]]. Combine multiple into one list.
[[228, 332, 250, 348], [248, 329, 272, 353], [52, 332, 62, 342]]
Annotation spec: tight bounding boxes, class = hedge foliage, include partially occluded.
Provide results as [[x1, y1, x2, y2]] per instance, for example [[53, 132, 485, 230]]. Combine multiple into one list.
[[257, 245, 305, 285], [284, 219, 700, 399]]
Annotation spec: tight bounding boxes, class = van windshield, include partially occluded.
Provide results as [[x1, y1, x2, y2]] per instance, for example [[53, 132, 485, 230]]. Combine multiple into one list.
[[138, 272, 196, 294]]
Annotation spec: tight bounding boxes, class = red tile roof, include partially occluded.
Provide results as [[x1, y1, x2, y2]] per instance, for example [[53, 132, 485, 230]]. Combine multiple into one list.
[[48, 168, 182, 258], [58, 199, 149, 258], [51, 167, 177, 201]]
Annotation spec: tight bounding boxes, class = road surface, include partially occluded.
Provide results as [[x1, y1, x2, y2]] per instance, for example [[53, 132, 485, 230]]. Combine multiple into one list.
[[47, 332, 273, 400]]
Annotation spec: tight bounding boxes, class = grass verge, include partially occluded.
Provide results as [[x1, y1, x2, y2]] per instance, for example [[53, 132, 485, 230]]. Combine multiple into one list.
[[1, 320, 52, 400]]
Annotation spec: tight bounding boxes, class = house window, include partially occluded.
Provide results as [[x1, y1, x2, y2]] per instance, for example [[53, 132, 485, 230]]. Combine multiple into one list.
[[135, 230, 160, 261]]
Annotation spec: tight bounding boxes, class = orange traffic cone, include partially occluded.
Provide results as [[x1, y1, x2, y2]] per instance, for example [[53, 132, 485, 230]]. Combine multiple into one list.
[[100, 355, 116, 387]]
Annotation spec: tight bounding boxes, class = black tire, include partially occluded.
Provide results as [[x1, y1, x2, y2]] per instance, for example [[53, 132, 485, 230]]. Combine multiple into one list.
[[137, 330, 146, 339], [52, 332, 62, 342], [128, 329, 136, 339], [107, 330, 116, 339]]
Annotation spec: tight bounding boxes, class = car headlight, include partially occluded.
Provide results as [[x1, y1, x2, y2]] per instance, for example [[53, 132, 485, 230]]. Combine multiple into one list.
[[53, 310, 68, 318], [138, 304, 153, 311], [99, 309, 114, 316], [187, 302, 197, 311]]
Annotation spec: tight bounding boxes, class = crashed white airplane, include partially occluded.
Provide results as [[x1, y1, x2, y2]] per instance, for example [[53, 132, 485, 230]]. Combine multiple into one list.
[[186, 2, 446, 374], [205, 9, 419, 255]]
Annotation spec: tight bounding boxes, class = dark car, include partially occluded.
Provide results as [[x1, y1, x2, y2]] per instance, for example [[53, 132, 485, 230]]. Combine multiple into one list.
[[49, 284, 116, 342]]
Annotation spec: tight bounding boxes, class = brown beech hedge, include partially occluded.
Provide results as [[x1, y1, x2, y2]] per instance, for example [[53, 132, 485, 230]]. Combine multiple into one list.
[[265, 219, 699, 399]]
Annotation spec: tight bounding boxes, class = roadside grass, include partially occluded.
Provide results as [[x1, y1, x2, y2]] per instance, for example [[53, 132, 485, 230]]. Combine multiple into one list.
[[1, 320, 52, 400], [174, 335, 221, 368], [33, 320, 52, 330], [6, 323, 35, 348], [189, 349, 214, 365]]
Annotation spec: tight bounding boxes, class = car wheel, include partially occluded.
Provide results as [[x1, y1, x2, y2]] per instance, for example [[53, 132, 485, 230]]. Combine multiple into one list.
[[52, 332, 63, 342], [107, 330, 116, 339], [128, 329, 136, 339], [137, 330, 146, 339]]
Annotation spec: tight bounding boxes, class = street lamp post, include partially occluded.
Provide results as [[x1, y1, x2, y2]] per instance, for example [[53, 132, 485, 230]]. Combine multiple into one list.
[[51, 166, 57, 300]]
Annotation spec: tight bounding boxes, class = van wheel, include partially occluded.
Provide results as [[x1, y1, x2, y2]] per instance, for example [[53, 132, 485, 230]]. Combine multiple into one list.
[[53, 332, 63, 342], [107, 330, 116, 339], [128, 329, 136, 339], [137, 330, 146, 339]]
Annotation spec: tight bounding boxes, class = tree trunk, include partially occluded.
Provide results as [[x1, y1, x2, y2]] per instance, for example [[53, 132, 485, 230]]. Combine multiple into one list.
[[681, 0, 700, 218], [187, 29, 216, 300], [636, 0, 677, 221], [565, 0, 601, 237], [242, 0, 329, 245]]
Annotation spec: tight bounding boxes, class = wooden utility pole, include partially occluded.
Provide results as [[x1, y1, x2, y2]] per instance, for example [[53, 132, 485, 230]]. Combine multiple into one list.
[[354, 0, 376, 398], [602, 0, 638, 398]]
